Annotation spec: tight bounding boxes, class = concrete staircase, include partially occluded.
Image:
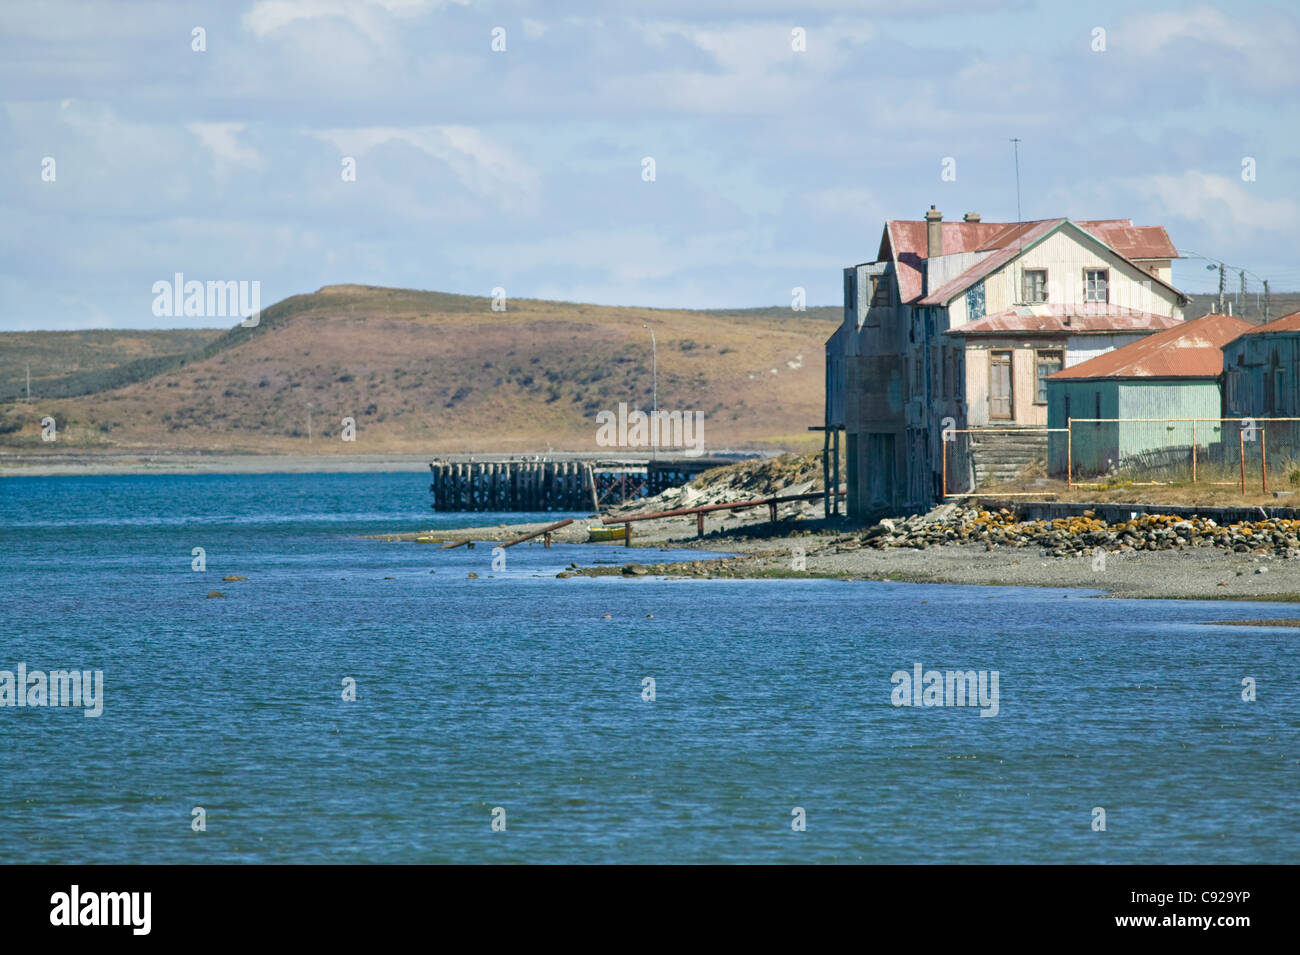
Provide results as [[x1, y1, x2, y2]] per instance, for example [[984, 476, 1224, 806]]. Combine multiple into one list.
[[969, 430, 1048, 487]]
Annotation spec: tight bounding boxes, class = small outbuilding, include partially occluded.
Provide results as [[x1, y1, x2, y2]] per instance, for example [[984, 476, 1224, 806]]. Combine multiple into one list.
[[1223, 311, 1300, 419], [1046, 313, 1252, 478]]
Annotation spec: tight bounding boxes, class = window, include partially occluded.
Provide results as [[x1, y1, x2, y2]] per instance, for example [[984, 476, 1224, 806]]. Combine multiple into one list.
[[1022, 269, 1048, 304], [870, 273, 892, 307], [966, 280, 986, 320], [845, 270, 856, 314], [989, 350, 1013, 420], [1035, 350, 1062, 404], [1084, 268, 1109, 303]]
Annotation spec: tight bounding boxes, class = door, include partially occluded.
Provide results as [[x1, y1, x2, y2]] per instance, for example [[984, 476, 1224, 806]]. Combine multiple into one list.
[[866, 433, 896, 509], [989, 351, 1013, 420]]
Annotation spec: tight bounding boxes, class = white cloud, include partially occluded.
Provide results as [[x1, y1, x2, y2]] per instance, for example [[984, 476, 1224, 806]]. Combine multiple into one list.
[[1122, 5, 1300, 90], [186, 122, 266, 173], [307, 125, 540, 212], [1130, 170, 1298, 241], [601, 17, 876, 114], [242, 0, 469, 45]]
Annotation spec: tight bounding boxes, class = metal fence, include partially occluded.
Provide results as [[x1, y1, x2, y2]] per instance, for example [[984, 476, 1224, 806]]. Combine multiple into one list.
[[941, 418, 1300, 497]]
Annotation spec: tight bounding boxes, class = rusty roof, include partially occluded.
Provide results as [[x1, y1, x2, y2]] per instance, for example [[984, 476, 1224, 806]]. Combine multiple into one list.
[[1047, 313, 1252, 380], [877, 217, 1178, 305], [916, 219, 1182, 307], [1235, 310, 1300, 335], [944, 304, 1182, 337]]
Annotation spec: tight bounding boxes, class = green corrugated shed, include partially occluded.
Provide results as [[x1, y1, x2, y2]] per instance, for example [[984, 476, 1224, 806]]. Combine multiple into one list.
[[1044, 314, 1250, 478]]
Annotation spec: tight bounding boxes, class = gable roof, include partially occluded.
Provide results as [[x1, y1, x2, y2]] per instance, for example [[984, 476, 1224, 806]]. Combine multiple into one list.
[[1048, 313, 1252, 380], [874, 216, 1178, 306], [916, 218, 1183, 307], [945, 304, 1182, 337]]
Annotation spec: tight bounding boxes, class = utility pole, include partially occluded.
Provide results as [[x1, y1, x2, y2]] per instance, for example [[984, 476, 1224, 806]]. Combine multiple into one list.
[[1264, 280, 1271, 323], [1217, 263, 1226, 313], [1010, 138, 1022, 225], [642, 323, 657, 460], [1239, 269, 1246, 317]]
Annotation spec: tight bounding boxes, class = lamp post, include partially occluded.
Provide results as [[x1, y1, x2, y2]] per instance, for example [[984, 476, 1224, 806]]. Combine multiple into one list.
[[642, 323, 657, 459]]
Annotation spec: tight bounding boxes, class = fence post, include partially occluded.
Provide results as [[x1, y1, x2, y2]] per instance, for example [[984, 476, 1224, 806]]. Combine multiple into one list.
[[1066, 419, 1073, 489], [1240, 428, 1246, 496], [942, 435, 947, 497], [1262, 428, 1268, 494], [1191, 420, 1197, 483]]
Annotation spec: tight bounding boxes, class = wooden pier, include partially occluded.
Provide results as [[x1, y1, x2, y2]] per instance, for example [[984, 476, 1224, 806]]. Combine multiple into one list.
[[428, 456, 742, 512]]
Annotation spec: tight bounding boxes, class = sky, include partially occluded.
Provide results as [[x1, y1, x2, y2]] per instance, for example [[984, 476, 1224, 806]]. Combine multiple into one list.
[[1, 0, 1298, 329]]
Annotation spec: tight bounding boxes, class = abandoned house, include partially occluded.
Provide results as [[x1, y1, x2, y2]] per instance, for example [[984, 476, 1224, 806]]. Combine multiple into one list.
[[1223, 311, 1300, 419], [1222, 311, 1300, 456], [825, 207, 1188, 517]]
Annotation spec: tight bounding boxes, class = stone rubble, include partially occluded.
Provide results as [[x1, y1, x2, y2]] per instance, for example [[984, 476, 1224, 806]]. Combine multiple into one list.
[[854, 507, 1300, 559]]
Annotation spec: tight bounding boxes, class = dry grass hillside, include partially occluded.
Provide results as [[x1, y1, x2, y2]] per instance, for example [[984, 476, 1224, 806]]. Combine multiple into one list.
[[0, 285, 836, 454]]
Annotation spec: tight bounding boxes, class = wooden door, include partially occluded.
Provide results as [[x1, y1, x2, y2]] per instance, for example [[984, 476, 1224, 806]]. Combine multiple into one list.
[[989, 351, 1013, 420]]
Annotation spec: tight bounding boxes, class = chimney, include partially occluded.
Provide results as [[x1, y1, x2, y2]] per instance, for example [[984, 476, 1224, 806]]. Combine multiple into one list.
[[925, 205, 943, 258], [963, 212, 981, 223]]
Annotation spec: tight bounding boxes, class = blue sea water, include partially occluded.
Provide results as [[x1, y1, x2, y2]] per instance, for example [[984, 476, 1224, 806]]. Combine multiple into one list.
[[1, 471, 1297, 864]]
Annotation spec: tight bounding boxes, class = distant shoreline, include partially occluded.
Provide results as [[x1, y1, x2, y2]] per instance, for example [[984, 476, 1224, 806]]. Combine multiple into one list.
[[0, 452, 437, 476], [0, 447, 775, 477]]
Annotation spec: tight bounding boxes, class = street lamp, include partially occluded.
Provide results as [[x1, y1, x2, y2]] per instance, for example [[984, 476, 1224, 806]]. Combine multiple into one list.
[[642, 323, 657, 459]]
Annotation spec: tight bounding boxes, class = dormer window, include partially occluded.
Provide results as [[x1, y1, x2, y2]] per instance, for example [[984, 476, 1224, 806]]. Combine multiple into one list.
[[1022, 269, 1048, 304]]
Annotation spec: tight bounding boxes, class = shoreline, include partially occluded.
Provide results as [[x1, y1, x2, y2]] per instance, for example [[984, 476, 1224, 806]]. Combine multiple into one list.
[[374, 514, 1300, 602], [0, 448, 770, 477], [0, 451, 439, 476]]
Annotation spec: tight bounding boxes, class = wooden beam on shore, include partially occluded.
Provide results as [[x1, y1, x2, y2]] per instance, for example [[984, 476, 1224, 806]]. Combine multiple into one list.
[[500, 517, 575, 549]]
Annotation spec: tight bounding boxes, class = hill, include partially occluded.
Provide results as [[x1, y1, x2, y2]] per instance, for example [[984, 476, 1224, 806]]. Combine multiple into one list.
[[0, 286, 838, 454], [0, 328, 224, 401]]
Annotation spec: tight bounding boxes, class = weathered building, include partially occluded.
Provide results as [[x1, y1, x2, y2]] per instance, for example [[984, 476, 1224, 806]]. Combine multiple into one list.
[[1222, 311, 1300, 459], [826, 208, 1187, 517], [1223, 311, 1300, 419], [1045, 313, 1251, 477]]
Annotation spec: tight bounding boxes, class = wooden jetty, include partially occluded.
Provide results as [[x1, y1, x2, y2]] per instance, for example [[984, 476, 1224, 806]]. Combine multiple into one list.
[[428, 456, 740, 512]]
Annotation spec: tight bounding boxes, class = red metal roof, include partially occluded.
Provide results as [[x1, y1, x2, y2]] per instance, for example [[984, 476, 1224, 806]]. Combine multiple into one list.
[[944, 304, 1182, 337], [877, 216, 1178, 305], [1237, 310, 1300, 335], [1047, 313, 1252, 380], [918, 218, 1064, 306]]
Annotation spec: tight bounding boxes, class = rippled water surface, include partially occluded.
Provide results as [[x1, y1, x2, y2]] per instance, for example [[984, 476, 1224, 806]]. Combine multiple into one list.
[[1, 472, 1297, 863]]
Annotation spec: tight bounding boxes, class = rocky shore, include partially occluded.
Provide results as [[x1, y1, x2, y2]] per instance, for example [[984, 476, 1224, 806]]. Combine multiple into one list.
[[372, 453, 1300, 600]]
